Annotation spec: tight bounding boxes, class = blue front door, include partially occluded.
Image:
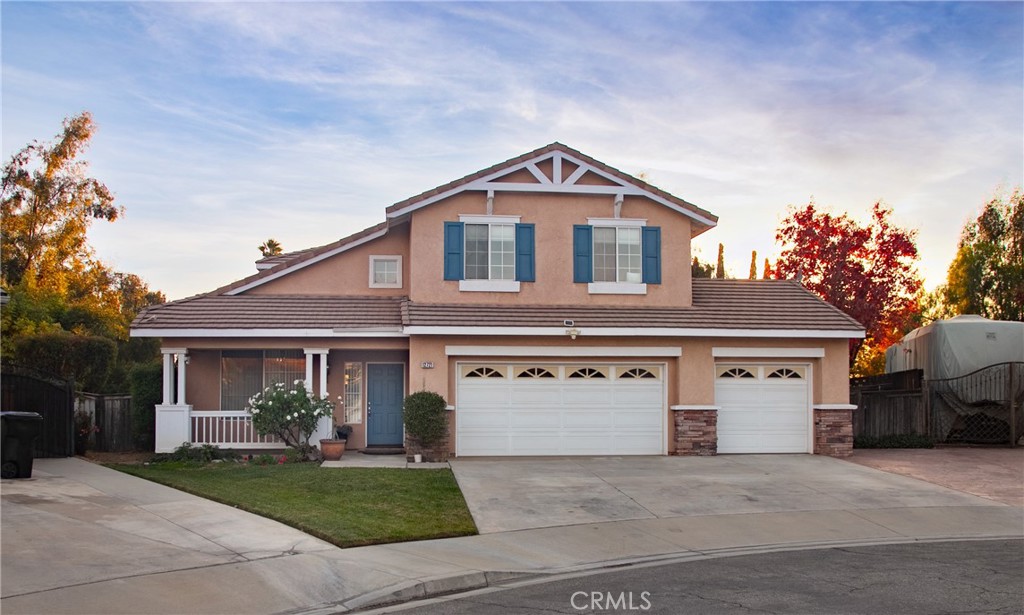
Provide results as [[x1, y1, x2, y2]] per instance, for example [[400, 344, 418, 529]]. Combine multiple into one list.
[[366, 364, 405, 446]]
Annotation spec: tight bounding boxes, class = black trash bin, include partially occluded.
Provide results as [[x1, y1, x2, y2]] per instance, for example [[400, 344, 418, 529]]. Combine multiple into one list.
[[1, 411, 44, 479]]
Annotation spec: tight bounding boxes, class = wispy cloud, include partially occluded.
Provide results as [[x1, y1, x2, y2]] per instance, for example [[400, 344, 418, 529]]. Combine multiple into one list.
[[2, 2, 1020, 297]]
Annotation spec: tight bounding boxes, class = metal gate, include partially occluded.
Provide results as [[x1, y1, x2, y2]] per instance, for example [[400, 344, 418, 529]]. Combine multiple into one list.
[[1, 364, 75, 457], [927, 362, 1023, 446]]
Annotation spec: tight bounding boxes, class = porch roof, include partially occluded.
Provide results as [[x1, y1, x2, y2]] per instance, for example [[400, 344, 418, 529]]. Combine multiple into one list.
[[132, 295, 405, 333], [132, 280, 864, 338], [404, 280, 864, 334]]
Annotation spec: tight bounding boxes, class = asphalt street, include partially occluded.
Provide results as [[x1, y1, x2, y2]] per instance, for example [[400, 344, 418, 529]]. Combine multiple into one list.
[[382, 539, 1024, 615]]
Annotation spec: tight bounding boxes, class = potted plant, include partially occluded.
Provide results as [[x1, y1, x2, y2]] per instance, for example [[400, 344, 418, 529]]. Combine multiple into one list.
[[320, 424, 352, 461]]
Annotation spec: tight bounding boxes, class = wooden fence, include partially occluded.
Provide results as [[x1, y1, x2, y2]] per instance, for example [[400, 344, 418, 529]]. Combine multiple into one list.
[[851, 390, 929, 438], [76, 394, 135, 452], [850, 369, 928, 438]]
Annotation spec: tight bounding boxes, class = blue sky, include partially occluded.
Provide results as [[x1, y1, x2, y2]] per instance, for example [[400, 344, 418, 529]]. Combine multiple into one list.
[[3, 1, 1022, 300]]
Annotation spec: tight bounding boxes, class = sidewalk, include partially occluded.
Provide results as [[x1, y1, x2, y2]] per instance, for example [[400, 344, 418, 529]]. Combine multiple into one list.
[[2, 457, 1022, 615]]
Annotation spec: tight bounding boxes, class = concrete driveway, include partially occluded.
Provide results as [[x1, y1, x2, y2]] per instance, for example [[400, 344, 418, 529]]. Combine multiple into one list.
[[449, 455, 1008, 533]]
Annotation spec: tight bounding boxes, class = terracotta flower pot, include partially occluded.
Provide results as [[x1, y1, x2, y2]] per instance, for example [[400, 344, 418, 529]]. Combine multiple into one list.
[[320, 439, 346, 461]]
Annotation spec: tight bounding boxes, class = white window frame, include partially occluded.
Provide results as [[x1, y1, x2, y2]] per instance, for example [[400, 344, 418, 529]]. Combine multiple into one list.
[[343, 362, 364, 424], [459, 214, 522, 292], [369, 255, 403, 289], [587, 218, 647, 295]]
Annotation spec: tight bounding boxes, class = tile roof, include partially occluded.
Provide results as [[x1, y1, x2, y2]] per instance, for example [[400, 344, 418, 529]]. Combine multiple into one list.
[[212, 222, 389, 296], [132, 295, 405, 331], [133, 280, 863, 335], [404, 280, 864, 332]]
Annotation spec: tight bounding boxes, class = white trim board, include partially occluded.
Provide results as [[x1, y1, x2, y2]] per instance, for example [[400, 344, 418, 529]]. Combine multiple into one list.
[[132, 328, 409, 338], [410, 326, 864, 338], [445, 345, 683, 357], [670, 405, 721, 411], [813, 404, 858, 411], [136, 327, 861, 340], [712, 347, 826, 358]]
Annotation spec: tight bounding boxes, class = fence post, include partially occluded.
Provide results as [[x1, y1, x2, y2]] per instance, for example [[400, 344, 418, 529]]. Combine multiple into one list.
[[1009, 363, 1018, 448], [922, 379, 932, 440]]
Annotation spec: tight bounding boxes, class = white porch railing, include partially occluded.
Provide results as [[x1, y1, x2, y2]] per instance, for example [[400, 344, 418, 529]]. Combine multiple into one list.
[[190, 411, 283, 449]]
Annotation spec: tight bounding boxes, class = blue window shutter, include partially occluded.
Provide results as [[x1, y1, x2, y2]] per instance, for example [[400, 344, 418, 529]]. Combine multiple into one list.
[[573, 225, 593, 283], [642, 226, 661, 284], [514, 223, 535, 282], [443, 221, 464, 281]]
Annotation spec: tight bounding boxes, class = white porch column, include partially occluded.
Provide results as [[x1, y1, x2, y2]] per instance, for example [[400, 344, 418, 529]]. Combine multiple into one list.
[[176, 351, 188, 405], [318, 351, 329, 398], [161, 350, 174, 405], [156, 347, 190, 453], [305, 348, 332, 443], [304, 350, 315, 391]]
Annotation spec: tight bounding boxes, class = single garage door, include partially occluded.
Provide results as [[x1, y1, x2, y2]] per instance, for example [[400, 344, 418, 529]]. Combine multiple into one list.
[[715, 364, 811, 453], [456, 363, 665, 456]]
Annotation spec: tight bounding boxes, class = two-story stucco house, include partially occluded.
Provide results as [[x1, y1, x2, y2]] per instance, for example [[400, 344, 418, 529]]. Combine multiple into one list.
[[131, 143, 864, 457]]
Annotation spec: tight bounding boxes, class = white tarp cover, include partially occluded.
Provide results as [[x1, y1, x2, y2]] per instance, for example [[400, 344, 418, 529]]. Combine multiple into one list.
[[885, 315, 1024, 380]]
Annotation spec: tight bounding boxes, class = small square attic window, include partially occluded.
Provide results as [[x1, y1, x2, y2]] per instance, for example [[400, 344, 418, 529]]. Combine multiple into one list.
[[369, 255, 402, 288]]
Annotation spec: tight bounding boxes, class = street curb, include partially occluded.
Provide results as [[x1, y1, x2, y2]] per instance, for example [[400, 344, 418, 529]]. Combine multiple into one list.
[[325, 534, 1023, 614]]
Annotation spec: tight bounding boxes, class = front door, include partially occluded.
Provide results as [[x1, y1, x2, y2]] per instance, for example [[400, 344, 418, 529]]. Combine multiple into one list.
[[366, 363, 405, 446]]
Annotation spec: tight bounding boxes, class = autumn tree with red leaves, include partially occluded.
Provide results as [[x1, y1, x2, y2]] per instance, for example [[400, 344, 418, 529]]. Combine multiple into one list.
[[774, 201, 922, 375]]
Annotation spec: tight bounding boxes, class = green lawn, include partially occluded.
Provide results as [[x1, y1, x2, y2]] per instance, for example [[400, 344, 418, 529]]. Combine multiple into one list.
[[110, 463, 478, 548]]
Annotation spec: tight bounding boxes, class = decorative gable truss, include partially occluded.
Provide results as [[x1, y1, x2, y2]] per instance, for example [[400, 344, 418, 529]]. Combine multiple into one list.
[[386, 144, 718, 236]]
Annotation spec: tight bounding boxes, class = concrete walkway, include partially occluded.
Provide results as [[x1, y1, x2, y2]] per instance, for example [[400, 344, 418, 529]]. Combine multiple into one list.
[[2, 457, 1021, 615]]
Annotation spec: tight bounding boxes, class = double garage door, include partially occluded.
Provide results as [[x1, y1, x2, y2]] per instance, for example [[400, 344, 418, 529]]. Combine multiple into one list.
[[456, 363, 665, 456], [715, 364, 812, 453]]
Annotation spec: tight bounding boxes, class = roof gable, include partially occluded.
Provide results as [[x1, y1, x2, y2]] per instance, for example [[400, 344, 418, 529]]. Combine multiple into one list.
[[386, 143, 718, 236]]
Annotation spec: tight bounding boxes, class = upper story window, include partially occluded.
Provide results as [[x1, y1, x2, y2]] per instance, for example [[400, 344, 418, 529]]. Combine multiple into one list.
[[594, 226, 642, 283], [369, 255, 402, 288], [443, 216, 535, 292], [465, 223, 515, 281], [574, 219, 661, 294]]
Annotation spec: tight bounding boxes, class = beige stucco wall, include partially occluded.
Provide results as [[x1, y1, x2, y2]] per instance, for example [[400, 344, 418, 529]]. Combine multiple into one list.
[[246, 223, 410, 296], [408, 192, 693, 306]]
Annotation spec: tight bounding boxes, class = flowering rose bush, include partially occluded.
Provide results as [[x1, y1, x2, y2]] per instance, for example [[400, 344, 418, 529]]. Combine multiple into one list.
[[246, 380, 334, 450]]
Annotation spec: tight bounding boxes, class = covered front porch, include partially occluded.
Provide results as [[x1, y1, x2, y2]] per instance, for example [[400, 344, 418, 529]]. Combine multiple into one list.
[[153, 345, 408, 453]]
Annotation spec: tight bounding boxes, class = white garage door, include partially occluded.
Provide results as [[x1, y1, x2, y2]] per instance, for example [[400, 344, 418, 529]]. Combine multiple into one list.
[[456, 364, 665, 456], [715, 364, 811, 453]]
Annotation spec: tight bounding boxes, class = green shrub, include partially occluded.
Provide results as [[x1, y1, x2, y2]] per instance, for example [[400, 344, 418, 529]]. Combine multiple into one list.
[[252, 454, 277, 466], [13, 332, 116, 391], [247, 380, 334, 451], [854, 434, 935, 449], [403, 391, 448, 447], [284, 447, 307, 463], [129, 361, 162, 451], [154, 442, 240, 464]]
